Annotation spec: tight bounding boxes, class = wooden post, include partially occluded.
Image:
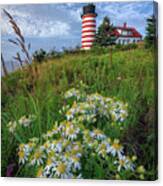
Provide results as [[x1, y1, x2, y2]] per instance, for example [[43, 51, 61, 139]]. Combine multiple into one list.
[[1, 53, 8, 76]]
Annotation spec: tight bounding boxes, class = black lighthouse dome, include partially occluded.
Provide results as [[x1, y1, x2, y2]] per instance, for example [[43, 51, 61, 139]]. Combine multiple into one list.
[[81, 3, 97, 18]]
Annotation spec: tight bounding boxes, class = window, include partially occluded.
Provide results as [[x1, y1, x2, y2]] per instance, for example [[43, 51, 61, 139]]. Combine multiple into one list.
[[122, 31, 127, 36], [122, 40, 125, 45], [128, 31, 132, 35]]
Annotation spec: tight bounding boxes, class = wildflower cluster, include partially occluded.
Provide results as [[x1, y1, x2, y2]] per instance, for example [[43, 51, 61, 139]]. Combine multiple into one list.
[[7, 115, 36, 133], [63, 90, 128, 124], [16, 87, 145, 179], [18, 128, 83, 178]]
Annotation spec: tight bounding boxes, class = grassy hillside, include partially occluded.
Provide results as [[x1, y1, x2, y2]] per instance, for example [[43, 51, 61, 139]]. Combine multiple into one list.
[[1, 48, 157, 179]]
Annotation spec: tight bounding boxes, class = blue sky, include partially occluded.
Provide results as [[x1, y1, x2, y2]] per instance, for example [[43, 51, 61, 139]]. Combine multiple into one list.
[[1, 1, 154, 62]]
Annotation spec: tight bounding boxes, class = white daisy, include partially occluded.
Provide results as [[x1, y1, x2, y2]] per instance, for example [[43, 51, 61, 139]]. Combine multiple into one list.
[[90, 129, 106, 140], [114, 155, 134, 172], [19, 143, 31, 153], [97, 141, 111, 158], [110, 139, 124, 158], [18, 115, 32, 127], [26, 142, 36, 152], [44, 130, 54, 139], [53, 161, 72, 179], [43, 158, 56, 177], [66, 109, 75, 120], [31, 150, 45, 166], [18, 149, 29, 164], [50, 140, 63, 153], [64, 88, 81, 100], [7, 121, 17, 133], [119, 109, 128, 122], [40, 140, 51, 152], [65, 126, 80, 141], [70, 156, 81, 170], [71, 143, 83, 158], [51, 123, 60, 135]]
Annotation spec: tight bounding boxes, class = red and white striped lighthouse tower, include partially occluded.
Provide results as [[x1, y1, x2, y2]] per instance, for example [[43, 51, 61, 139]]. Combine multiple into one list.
[[81, 4, 97, 50]]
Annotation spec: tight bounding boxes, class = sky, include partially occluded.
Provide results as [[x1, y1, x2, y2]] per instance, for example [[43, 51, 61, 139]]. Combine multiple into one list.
[[1, 1, 154, 64]]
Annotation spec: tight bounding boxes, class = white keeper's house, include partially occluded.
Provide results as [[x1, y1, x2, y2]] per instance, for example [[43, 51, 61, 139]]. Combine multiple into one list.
[[112, 22, 142, 45]]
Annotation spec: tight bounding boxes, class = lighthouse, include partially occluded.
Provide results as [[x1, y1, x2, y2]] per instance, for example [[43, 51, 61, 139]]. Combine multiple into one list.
[[81, 4, 97, 50]]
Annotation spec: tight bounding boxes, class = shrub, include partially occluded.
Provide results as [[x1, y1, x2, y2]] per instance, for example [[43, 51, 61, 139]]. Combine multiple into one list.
[[115, 44, 122, 50], [33, 49, 47, 63], [48, 49, 62, 59], [62, 45, 81, 55], [144, 15, 157, 49], [115, 43, 138, 51]]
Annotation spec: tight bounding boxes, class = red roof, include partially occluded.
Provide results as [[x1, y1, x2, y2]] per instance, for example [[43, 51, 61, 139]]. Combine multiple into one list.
[[112, 23, 142, 38]]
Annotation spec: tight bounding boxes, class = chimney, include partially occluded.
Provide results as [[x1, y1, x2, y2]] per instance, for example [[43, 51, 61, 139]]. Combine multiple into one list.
[[123, 22, 127, 28]]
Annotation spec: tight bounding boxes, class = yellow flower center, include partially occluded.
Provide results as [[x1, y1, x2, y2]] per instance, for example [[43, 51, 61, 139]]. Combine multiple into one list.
[[68, 128, 75, 135], [47, 130, 52, 136], [72, 101, 77, 108], [71, 149, 77, 155], [72, 156, 79, 162], [44, 142, 49, 148], [100, 144, 106, 151], [52, 140, 57, 145], [48, 150, 54, 157], [94, 129, 102, 135], [64, 152, 70, 158], [119, 159, 125, 166], [64, 140, 70, 147], [47, 158, 52, 165], [52, 126, 57, 131], [18, 150, 25, 158], [28, 142, 34, 148], [66, 121, 71, 128], [57, 163, 66, 174], [19, 144, 25, 149], [34, 151, 42, 159], [66, 110, 72, 116], [112, 143, 121, 150]]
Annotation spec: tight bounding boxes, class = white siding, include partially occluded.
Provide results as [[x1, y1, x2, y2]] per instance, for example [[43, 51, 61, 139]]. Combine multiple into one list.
[[116, 37, 142, 45]]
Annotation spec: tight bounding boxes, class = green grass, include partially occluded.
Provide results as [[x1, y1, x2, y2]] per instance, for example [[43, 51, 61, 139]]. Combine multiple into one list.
[[1, 47, 157, 179]]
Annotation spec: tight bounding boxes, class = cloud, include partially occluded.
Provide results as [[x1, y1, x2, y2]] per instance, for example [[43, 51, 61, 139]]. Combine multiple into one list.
[[1, 4, 72, 37], [69, 8, 82, 23], [1, 1, 153, 39], [95, 1, 153, 36], [15, 18, 71, 37]]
